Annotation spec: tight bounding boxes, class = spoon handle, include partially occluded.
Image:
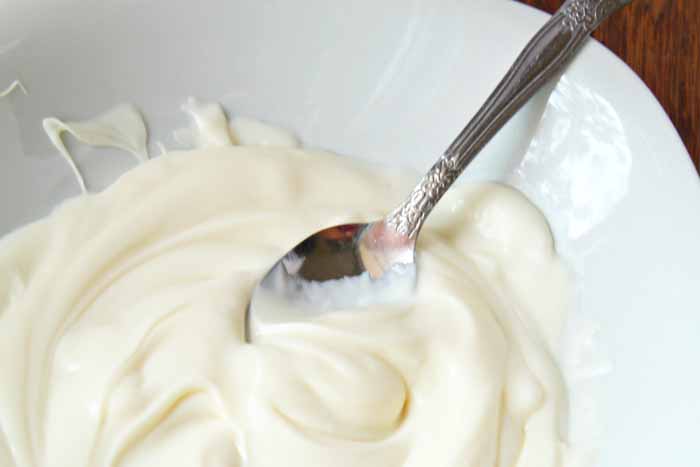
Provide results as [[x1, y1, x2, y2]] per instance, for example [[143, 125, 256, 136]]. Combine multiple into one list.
[[385, 0, 633, 238]]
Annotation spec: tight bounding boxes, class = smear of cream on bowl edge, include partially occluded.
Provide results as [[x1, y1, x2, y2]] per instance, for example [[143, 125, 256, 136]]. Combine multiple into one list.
[[0, 80, 27, 98], [41, 97, 301, 194]]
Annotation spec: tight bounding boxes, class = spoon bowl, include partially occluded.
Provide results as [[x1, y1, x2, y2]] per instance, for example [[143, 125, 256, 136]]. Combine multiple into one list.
[[246, 221, 416, 339]]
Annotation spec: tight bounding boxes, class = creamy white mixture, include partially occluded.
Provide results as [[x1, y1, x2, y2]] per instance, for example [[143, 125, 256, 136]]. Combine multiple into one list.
[[0, 104, 573, 467]]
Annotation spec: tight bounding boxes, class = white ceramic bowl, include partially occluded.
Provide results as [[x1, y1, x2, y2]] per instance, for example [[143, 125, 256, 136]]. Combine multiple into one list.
[[1, 1, 699, 465]]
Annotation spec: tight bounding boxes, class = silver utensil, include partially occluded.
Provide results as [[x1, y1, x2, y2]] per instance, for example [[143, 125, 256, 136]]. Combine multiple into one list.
[[246, 0, 632, 340]]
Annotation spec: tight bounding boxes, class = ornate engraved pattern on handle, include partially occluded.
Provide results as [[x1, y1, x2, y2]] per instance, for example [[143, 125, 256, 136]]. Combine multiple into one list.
[[562, 0, 630, 32], [386, 155, 461, 238], [386, 0, 632, 240]]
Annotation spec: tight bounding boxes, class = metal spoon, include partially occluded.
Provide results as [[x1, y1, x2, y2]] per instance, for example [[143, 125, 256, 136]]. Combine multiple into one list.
[[246, 0, 632, 340]]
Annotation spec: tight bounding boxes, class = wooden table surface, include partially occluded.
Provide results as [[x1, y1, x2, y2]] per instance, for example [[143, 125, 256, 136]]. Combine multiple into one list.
[[517, 0, 699, 174]]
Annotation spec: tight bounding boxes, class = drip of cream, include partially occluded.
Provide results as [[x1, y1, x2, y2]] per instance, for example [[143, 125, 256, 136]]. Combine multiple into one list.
[[0, 80, 27, 98], [175, 97, 299, 149], [155, 141, 168, 156], [42, 104, 149, 193], [175, 97, 235, 148], [230, 116, 300, 148]]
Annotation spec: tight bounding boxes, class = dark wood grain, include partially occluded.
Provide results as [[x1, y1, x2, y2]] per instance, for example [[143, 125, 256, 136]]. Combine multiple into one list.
[[517, 0, 699, 173]]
